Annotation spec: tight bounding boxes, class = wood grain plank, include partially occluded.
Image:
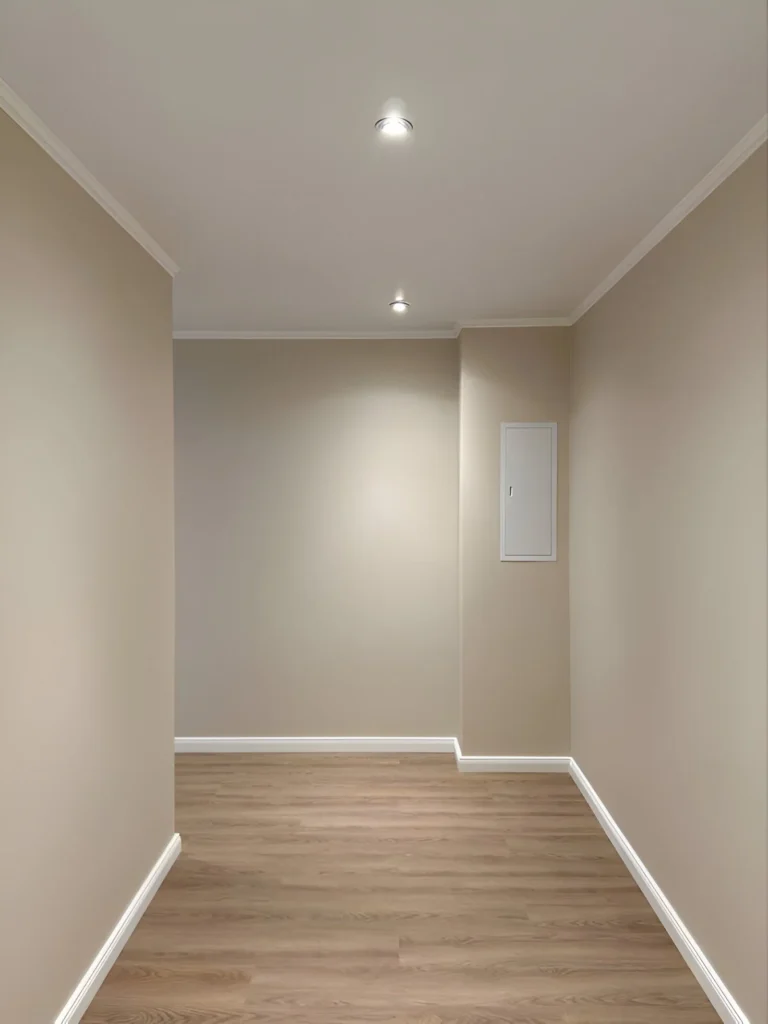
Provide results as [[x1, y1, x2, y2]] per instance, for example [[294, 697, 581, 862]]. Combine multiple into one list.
[[82, 754, 718, 1024]]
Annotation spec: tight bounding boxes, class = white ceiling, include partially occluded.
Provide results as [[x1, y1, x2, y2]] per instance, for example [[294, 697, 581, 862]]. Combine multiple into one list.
[[1, 1, 766, 334]]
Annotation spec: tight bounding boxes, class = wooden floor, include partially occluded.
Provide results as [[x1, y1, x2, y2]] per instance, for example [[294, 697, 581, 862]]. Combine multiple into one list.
[[83, 755, 718, 1023]]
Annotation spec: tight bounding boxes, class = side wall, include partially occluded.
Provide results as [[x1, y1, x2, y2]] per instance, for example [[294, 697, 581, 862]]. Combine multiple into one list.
[[0, 111, 176, 1024], [459, 328, 571, 755], [570, 145, 767, 1023], [174, 336, 460, 737]]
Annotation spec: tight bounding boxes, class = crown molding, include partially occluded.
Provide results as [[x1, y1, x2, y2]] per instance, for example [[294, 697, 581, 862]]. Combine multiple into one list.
[[173, 318, 576, 341], [0, 77, 179, 277], [173, 328, 461, 340], [459, 317, 573, 329], [569, 115, 768, 324]]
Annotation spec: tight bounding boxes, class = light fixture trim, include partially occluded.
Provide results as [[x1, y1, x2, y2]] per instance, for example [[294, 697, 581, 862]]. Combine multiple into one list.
[[375, 116, 414, 137], [389, 299, 410, 313]]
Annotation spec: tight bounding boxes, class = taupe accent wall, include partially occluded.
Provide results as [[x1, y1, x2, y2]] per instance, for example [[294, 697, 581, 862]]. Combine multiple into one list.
[[0, 111, 175, 1024], [570, 145, 767, 1023], [174, 337, 460, 737], [459, 328, 571, 755]]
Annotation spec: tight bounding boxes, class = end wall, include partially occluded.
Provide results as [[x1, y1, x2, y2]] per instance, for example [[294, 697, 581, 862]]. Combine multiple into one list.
[[174, 336, 460, 737], [0, 111, 175, 1024]]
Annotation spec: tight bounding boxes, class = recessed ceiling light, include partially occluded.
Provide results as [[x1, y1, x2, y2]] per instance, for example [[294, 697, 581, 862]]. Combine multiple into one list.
[[375, 116, 413, 137], [389, 299, 410, 313]]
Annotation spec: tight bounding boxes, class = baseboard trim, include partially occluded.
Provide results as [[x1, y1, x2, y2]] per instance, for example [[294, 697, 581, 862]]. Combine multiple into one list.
[[54, 833, 181, 1024], [454, 739, 570, 773], [175, 736, 572, 770], [175, 736, 457, 753], [569, 761, 749, 1024], [456, 756, 571, 772], [175, 736, 571, 769]]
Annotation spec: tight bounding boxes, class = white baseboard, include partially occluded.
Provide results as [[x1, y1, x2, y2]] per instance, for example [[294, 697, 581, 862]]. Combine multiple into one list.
[[175, 736, 457, 753], [175, 736, 570, 769], [456, 754, 571, 772], [454, 738, 570, 773], [569, 761, 749, 1024], [54, 833, 181, 1024]]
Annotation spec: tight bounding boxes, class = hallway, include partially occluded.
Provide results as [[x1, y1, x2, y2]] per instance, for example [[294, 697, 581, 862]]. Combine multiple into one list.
[[83, 756, 718, 1023]]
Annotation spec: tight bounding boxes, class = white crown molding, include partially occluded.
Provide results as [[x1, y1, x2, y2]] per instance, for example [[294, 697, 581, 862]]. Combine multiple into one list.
[[172, 318, 574, 341], [0, 77, 179, 277], [172, 329, 461, 341], [459, 317, 573, 329], [54, 833, 181, 1024], [569, 115, 768, 323], [569, 762, 750, 1024], [175, 736, 457, 753]]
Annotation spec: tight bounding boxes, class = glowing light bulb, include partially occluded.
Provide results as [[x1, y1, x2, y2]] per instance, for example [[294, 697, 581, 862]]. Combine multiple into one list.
[[375, 116, 413, 137]]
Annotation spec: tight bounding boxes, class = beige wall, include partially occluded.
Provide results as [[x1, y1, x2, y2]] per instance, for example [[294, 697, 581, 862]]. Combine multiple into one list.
[[570, 146, 767, 1023], [459, 328, 571, 755], [0, 111, 175, 1024], [174, 337, 459, 737]]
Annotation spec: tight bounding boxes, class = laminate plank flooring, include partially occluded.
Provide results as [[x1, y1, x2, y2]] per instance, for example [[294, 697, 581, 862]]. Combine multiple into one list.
[[82, 755, 719, 1023]]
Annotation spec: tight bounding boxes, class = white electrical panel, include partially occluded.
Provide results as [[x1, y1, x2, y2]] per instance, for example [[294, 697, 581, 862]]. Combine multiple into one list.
[[500, 422, 557, 561]]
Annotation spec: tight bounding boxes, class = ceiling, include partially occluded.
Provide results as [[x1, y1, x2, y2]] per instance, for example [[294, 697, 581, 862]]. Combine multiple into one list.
[[1, 1, 766, 334]]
